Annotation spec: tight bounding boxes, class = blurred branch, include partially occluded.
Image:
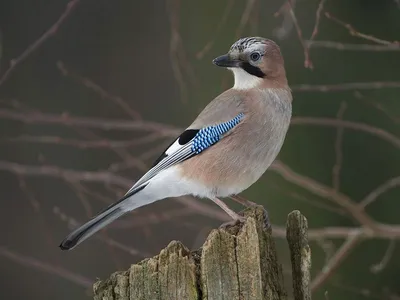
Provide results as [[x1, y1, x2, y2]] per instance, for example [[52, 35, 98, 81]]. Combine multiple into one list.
[[4, 134, 163, 150], [108, 207, 202, 229], [274, 225, 400, 240], [0, 160, 131, 187], [0, 29, 2, 72], [291, 81, 400, 92], [325, 12, 400, 46], [57, 61, 141, 120], [0, 247, 92, 288], [3, 160, 400, 240], [166, 0, 197, 103], [353, 91, 400, 124], [273, 1, 295, 40], [287, 0, 313, 69], [3, 109, 398, 151], [310, 0, 327, 40], [0, 0, 82, 87], [235, 0, 257, 38], [311, 232, 362, 292], [370, 239, 395, 274], [306, 40, 400, 51], [359, 176, 400, 209], [271, 161, 378, 229], [291, 117, 400, 150], [332, 102, 347, 191], [0, 108, 180, 135], [196, 0, 236, 59]]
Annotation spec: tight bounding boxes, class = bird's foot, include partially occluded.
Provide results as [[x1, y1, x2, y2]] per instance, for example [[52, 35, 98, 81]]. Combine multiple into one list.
[[219, 206, 271, 230], [219, 215, 246, 229]]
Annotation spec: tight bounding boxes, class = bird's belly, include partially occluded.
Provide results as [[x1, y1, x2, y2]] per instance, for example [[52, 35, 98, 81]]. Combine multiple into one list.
[[212, 153, 275, 197], [179, 140, 282, 198]]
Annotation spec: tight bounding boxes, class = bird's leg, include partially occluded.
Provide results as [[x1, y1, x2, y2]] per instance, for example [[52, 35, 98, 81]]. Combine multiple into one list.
[[210, 197, 245, 220], [210, 197, 246, 228], [230, 195, 257, 207], [230, 195, 271, 229]]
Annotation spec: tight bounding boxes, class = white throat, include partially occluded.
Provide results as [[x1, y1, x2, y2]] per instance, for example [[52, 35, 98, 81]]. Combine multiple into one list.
[[229, 68, 263, 90]]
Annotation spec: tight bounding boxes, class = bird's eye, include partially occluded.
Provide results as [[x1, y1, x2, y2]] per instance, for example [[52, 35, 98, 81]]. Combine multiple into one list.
[[250, 52, 261, 61]]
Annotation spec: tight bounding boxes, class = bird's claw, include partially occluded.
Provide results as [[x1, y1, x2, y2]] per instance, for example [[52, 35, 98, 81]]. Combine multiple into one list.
[[219, 215, 246, 229], [219, 206, 271, 230]]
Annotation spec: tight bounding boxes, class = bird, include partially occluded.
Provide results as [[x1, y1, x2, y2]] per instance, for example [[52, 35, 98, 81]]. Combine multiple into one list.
[[59, 37, 292, 250]]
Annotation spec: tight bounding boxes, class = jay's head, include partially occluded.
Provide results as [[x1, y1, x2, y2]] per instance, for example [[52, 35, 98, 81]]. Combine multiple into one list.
[[213, 37, 287, 90]]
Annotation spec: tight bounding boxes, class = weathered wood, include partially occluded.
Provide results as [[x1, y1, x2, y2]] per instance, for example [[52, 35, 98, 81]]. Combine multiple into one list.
[[286, 210, 311, 300], [93, 206, 310, 300]]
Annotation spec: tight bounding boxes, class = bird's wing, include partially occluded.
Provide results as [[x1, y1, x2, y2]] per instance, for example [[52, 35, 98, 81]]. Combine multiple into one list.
[[125, 112, 245, 195]]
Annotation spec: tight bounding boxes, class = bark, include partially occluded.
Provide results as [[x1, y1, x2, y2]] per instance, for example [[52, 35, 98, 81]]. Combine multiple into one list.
[[93, 206, 310, 300]]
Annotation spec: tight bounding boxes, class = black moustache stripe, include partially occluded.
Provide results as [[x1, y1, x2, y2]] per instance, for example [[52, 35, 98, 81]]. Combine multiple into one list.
[[240, 62, 265, 78]]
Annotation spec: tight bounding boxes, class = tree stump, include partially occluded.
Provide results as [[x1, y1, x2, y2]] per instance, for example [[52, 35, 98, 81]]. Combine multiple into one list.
[[93, 206, 311, 300]]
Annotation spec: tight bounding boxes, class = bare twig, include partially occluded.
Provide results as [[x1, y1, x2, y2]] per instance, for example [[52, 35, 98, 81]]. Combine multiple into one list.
[[316, 239, 336, 265], [270, 187, 348, 216], [166, 0, 197, 103], [291, 117, 400, 150], [57, 61, 141, 120], [3, 109, 398, 152], [108, 158, 149, 173], [324, 291, 330, 300], [0, 247, 92, 288], [108, 207, 198, 229], [270, 160, 378, 229], [359, 176, 400, 209], [0, 108, 180, 135], [325, 12, 399, 45], [235, 0, 257, 38], [353, 91, 400, 124], [0, 0, 82, 86], [291, 81, 400, 92], [0, 160, 132, 187], [4, 134, 162, 150], [332, 102, 347, 191], [306, 40, 400, 51], [272, 225, 400, 240], [311, 232, 362, 292], [0, 29, 2, 72], [370, 239, 395, 273], [196, 0, 236, 59], [310, 0, 327, 40], [249, 0, 260, 35], [273, 1, 295, 40], [287, 1, 313, 69]]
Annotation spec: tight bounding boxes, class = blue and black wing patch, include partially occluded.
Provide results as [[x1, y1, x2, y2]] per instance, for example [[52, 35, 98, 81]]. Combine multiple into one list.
[[126, 113, 244, 193], [191, 113, 243, 154]]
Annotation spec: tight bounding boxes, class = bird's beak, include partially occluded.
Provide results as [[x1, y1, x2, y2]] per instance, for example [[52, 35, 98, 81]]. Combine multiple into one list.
[[212, 54, 241, 68]]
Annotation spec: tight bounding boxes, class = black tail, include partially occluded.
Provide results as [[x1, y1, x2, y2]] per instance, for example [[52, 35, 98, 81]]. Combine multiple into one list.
[[59, 207, 127, 250], [60, 184, 147, 250]]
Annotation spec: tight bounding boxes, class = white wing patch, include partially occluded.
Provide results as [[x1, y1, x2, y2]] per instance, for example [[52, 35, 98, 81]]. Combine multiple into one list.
[[165, 138, 183, 155], [125, 137, 195, 194]]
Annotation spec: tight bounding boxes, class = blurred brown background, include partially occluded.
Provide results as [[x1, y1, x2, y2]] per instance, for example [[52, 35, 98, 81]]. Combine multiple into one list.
[[0, 0, 399, 299]]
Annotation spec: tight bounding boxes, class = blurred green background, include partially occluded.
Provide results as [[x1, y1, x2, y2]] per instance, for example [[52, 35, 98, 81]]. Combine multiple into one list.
[[0, 0, 399, 299]]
